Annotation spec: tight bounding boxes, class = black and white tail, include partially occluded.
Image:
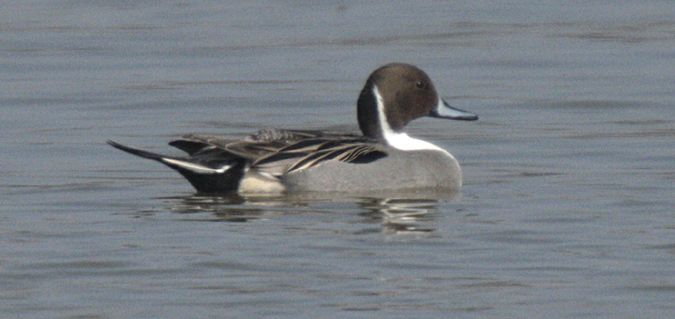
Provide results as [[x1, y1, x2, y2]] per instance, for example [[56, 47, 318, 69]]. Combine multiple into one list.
[[107, 140, 246, 193]]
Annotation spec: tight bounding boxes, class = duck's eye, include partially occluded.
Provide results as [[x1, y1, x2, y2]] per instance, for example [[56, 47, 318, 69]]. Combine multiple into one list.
[[416, 81, 425, 89]]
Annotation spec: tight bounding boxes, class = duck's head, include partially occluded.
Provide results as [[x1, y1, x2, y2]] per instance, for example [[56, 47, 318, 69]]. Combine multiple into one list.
[[357, 63, 478, 145]]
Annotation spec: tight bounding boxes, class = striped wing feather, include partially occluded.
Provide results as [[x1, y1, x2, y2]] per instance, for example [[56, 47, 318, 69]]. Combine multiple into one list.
[[170, 130, 387, 176]]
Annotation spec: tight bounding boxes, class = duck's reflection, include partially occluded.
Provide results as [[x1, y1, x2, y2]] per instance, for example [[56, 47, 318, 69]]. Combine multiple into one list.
[[162, 189, 460, 233], [358, 197, 440, 234]]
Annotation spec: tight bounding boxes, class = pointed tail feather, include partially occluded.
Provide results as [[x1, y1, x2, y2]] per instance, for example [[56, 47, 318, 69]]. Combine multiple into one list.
[[107, 140, 246, 193], [107, 140, 166, 161]]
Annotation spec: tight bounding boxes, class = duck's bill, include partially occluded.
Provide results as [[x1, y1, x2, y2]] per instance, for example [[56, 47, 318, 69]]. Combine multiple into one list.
[[429, 99, 478, 121]]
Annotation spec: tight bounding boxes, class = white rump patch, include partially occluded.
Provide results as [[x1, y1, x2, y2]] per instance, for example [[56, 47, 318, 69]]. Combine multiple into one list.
[[373, 86, 449, 154], [162, 158, 231, 174]]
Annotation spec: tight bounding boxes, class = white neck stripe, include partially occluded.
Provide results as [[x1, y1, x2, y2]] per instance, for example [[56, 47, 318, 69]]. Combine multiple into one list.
[[372, 86, 449, 153]]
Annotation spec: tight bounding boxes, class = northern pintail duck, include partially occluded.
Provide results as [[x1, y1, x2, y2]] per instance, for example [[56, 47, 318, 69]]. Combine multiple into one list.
[[108, 63, 478, 193]]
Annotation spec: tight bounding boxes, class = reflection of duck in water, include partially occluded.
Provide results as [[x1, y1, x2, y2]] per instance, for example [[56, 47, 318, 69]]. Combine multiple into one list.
[[359, 197, 442, 234], [109, 63, 477, 193], [167, 191, 453, 234]]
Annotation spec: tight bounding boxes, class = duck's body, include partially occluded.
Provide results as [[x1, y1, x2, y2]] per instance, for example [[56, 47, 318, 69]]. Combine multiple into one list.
[[108, 63, 478, 193]]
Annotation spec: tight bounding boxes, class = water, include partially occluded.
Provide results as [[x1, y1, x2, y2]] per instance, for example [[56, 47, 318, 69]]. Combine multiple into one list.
[[2, 1, 674, 318]]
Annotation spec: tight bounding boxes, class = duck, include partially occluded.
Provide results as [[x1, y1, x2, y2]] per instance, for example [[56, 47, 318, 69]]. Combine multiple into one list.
[[108, 63, 478, 193]]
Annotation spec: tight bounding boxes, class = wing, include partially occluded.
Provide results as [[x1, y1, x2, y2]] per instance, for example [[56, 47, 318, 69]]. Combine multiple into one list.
[[170, 129, 362, 159], [169, 129, 388, 176], [253, 137, 388, 176]]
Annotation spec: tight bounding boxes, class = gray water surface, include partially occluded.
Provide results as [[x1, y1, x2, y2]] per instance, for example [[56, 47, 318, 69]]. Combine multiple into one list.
[[2, 1, 674, 318]]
